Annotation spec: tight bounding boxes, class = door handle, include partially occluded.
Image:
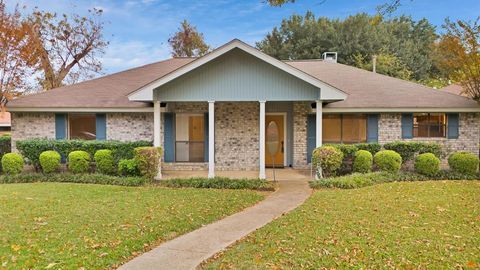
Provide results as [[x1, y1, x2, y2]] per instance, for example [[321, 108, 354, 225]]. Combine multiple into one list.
[[281, 141, 284, 153]]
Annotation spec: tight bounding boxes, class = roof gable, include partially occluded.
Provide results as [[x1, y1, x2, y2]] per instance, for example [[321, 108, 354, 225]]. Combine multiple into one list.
[[128, 39, 347, 102]]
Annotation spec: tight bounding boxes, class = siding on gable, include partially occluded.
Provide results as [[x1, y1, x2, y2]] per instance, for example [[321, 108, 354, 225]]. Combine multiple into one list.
[[154, 49, 320, 102]]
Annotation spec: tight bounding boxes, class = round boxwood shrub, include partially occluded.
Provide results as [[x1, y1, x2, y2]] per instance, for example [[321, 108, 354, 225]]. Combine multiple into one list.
[[1, 153, 24, 175], [374, 150, 402, 173], [448, 151, 479, 175], [415, 153, 440, 177], [353, 150, 373, 173], [39, 150, 61, 173], [118, 159, 140, 176], [68, 151, 91, 174], [94, 149, 115, 175], [312, 146, 344, 177]]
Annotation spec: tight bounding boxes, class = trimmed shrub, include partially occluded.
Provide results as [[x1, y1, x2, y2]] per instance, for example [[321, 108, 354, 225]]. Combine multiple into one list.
[[94, 149, 115, 175], [312, 146, 344, 177], [353, 150, 373, 173], [414, 153, 440, 177], [118, 159, 140, 176], [374, 150, 402, 173], [448, 152, 479, 175], [0, 173, 148, 186], [310, 172, 391, 189], [68, 151, 91, 174], [383, 141, 443, 161], [356, 143, 381, 155], [1, 153, 24, 175], [134, 147, 161, 179], [159, 177, 275, 191], [0, 135, 11, 157], [39, 150, 61, 173], [16, 139, 151, 169]]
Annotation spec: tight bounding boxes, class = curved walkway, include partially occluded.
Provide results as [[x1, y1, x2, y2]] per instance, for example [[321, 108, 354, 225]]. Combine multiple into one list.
[[118, 180, 311, 270]]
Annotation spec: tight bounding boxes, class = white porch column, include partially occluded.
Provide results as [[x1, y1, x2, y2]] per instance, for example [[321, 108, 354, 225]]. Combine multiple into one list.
[[316, 100, 322, 147], [154, 100, 162, 179], [208, 101, 215, 178], [259, 101, 266, 179]]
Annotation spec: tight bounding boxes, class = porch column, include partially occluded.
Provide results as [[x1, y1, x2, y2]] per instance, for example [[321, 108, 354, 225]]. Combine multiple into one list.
[[259, 101, 266, 179], [316, 100, 322, 147], [208, 101, 215, 178], [154, 100, 162, 179]]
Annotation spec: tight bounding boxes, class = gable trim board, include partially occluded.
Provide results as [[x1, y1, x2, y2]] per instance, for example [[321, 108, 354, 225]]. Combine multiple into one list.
[[128, 39, 347, 102]]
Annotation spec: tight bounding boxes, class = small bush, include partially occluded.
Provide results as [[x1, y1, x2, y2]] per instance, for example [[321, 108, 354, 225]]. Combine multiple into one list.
[[0, 173, 148, 186], [118, 159, 140, 176], [68, 151, 91, 174], [448, 152, 479, 175], [353, 150, 373, 173], [159, 177, 275, 191], [134, 147, 161, 179], [415, 153, 440, 177], [0, 135, 11, 157], [1, 153, 24, 175], [94, 149, 115, 175], [312, 146, 344, 177], [39, 150, 61, 173], [374, 150, 402, 173]]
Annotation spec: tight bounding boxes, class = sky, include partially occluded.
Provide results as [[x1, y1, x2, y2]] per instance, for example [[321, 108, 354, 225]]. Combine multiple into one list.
[[6, 0, 480, 75]]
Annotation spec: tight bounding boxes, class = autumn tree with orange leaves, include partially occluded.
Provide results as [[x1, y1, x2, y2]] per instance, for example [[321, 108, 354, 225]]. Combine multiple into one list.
[[0, 1, 37, 109], [436, 18, 480, 101], [168, 20, 210, 57]]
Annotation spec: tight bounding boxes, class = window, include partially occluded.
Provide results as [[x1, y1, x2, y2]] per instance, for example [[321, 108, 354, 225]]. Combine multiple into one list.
[[413, 113, 447, 138], [322, 114, 367, 143], [68, 114, 96, 140], [175, 114, 205, 162]]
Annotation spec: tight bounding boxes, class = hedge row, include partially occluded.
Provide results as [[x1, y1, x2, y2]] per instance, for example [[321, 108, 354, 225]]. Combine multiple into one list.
[[383, 141, 443, 161], [0, 173, 148, 186], [158, 177, 275, 191], [16, 139, 152, 169], [310, 171, 479, 189]]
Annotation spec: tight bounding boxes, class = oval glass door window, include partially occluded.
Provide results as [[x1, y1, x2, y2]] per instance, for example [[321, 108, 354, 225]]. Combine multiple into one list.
[[266, 121, 280, 156]]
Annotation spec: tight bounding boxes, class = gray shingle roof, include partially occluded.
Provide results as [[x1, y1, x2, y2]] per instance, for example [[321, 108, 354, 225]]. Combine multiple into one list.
[[9, 55, 479, 110]]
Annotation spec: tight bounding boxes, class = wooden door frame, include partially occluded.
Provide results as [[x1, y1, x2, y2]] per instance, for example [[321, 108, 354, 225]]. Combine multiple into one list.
[[265, 112, 287, 166]]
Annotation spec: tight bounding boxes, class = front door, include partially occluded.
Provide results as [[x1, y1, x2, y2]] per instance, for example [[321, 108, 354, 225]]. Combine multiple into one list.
[[265, 115, 285, 168]]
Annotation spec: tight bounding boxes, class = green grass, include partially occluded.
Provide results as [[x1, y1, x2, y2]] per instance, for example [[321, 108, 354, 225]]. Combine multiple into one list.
[[204, 181, 480, 269], [0, 183, 265, 269]]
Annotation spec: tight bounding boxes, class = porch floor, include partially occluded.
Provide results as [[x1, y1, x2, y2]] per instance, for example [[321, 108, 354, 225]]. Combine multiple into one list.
[[161, 168, 313, 181]]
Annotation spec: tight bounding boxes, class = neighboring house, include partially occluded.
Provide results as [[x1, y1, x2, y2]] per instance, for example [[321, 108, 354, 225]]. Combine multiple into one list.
[[8, 39, 480, 179], [0, 112, 11, 135]]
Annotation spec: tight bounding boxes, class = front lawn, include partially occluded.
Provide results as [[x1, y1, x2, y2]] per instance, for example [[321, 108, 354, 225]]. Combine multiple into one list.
[[204, 181, 480, 269], [0, 183, 265, 269]]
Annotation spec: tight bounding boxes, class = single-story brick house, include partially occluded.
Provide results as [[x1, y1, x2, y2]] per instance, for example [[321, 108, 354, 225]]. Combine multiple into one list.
[[8, 39, 480, 179]]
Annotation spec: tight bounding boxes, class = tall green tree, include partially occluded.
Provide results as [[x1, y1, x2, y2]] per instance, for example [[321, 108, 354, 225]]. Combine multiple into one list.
[[257, 12, 437, 81], [168, 20, 210, 57]]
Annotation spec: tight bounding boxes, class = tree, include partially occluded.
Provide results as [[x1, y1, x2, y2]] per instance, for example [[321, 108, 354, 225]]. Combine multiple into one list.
[[0, 1, 37, 109], [28, 8, 108, 90], [257, 12, 437, 81], [168, 20, 210, 57], [435, 18, 480, 101], [266, 0, 295, 6]]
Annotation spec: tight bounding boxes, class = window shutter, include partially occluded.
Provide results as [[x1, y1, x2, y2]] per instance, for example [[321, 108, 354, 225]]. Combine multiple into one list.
[[95, 114, 107, 140], [447, 113, 459, 139], [204, 113, 209, 162], [55, 114, 67, 139], [401, 113, 413, 139], [164, 113, 175, 162], [367, 114, 379, 142], [306, 114, 316, 163]]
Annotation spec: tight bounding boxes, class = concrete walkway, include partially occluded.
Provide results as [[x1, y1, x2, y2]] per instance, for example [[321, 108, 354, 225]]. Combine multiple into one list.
[[118, 180, 311, 270]]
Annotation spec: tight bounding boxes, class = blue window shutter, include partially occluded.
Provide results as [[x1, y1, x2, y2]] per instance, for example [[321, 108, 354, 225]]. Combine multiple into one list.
[[401, 113, 413, 139], [55, 114, 67, 139], [164, 113, 175, 162], [306, 114, 316, 163], [95, 114, 107, 140], [367, 114, 379, 142], [447, 113, 459, 139], [204, 113, 209, 162]]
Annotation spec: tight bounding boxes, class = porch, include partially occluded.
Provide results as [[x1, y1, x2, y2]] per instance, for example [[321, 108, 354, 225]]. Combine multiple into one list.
[[161, 168, 313, 181]]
